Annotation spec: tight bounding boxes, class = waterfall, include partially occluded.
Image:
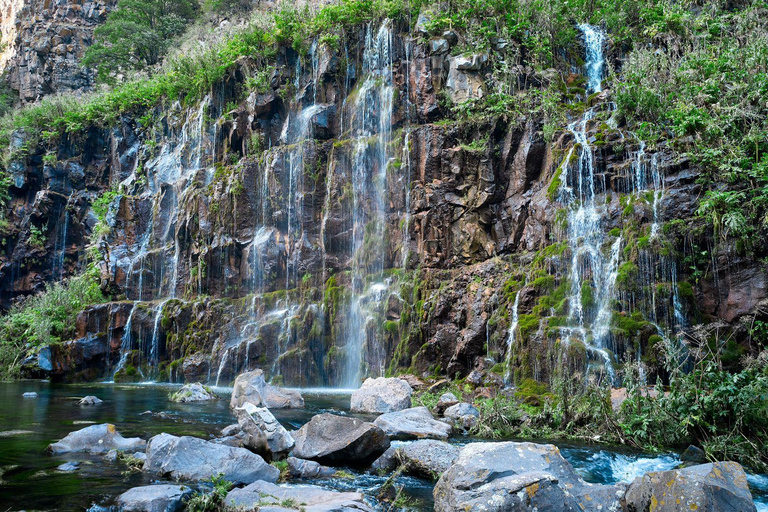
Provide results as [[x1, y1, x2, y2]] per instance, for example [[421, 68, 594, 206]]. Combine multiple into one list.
[[557, 24, 618, 382], [342, 21, 395, 387], [504, 288, 522, 385]]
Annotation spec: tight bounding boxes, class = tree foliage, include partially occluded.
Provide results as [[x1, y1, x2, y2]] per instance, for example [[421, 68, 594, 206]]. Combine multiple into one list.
[[83, 0, 201, 82]]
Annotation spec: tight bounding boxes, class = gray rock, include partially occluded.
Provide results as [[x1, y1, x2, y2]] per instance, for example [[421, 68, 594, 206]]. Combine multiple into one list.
[[680, 444, 707, 464], [433, 441, 612, 512], [396, 440, 460, 478], [350, 377, 412, 413], [235, 402, 294, 456], [435, 392, 459, 413], [226, 480, 373, 511], [292, 413, 389, 464], [132, 451, 147, 462], [79, 395, 103, 405], [443, 402, 480, 431], [115, 484, 193, 512], [286, 456, 337, 479], [445, 57, 486, 104], [144, 433, 278, 485], [57, 461, 80, 472], [369, 445, 398, 474], [430, 38, 449, 54], [454, 54, 488, 71], [104, 449, 119, 462], [624, 461, 756, 512], [373, 406, 452, 440], [230, 370, 304, 409], [48, 424, 146, 454], [220, 423, 240, 437], [22, 392, 38, 398], [168, 383, 216, 403]]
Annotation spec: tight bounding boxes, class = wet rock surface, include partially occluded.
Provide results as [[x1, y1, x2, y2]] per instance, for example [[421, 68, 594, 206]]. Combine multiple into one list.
[[47, 423, 146, 454], [396, 439, 460, 478], [144, 433, 279, 484], [291, 413, 390, 464]]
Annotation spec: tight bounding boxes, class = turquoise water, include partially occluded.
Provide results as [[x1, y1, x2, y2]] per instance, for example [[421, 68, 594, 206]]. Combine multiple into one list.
[[0, 381, 764, 511]]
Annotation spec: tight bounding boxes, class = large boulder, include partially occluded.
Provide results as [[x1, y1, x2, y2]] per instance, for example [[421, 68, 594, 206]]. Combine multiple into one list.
[[226, 480, 373, 511], [114, 484, 192, 512], [48, 424, 146, 454], [350, 377, 412, 413], [144, 433, 279, 485], [292, 413, 389, 464], [235, 402, 294, 456], [230, 370, 304, 409], [373, 406, 452, 440], [396, 439, 460, 478], [168, 383, 217, 403], [433, 441, 620, 512], [624, 461, 756, 512], [443, 402, 480, 431]]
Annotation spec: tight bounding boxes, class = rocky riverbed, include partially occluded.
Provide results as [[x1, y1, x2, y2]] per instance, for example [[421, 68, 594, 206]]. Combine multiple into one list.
[[1, 376, 767, 511]]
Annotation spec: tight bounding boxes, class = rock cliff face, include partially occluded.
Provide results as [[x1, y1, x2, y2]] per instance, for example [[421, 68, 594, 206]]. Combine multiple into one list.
[[2, 14, 766, 387], [0, 0, 115, 102]]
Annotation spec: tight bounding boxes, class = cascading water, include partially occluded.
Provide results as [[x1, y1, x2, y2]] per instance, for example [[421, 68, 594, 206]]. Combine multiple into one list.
[[557, 24, 619, 382], [341, 21, 395, 387], [504, 288, 522, 385]]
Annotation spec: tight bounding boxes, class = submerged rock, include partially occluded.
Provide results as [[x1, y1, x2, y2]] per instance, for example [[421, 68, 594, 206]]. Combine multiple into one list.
[[168, 383, 216, 403], [115, 484, 193, 512], [350, 377, 412, 413], [396, 440, 460, 478], [56, 461, 80, 472], [624, 461, 756, 512], [433, 441, 621, 512], [292, 413, 389, 464], [226, 480, 373, 511], [78, 395, 103, 405], [235, 402, 294, 456], [373, 406, 452, 440], [22, 392, 38, 398], [286, 456, 337, 479], [144, 433, 278, 484], [230, 370, 304, 409], [48, 424, 146, 454]]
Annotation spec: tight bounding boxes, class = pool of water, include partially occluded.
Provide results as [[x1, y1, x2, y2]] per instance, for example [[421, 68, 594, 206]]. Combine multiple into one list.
[[0, 381, 765, 511]]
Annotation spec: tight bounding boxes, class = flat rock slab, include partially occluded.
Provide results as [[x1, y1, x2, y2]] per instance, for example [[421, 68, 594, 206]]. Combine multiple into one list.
[[145, 433, 278, 485], [115, 484, 193, 512], [292, 413, 389, 464], [48, 423, 146, 454], [350, 377, 412, 413], [624, 461, 756, 512], [226, 480, 373, 511], [287, 456, 336, 479], [373, 406, 452, 440]]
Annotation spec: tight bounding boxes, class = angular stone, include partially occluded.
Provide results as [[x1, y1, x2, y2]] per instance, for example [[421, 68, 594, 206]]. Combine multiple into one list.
[[115, 484, 193, 512], [230, 370, 304, 409], [144, 433, 278, 485], [435, 392, 459, 414], [235, 402, 294, 456], [624, 461, 756, 512], [350, 377, 412, 413], [373, 406, 452, 440], [226, 480, 373, 511], [292, 413, 389, 464], [48, 424, 146, 454]]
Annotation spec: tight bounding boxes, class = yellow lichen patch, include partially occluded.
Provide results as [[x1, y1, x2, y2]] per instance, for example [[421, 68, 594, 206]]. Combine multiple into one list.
[[690, 504, 698, 510], [526, 482, 540, 498], [650, 495, 658, 511], [107, 424, 116, 434]]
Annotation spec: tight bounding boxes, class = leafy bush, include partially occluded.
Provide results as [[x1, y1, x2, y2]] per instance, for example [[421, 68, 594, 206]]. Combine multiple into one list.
[[0, 267, 105, 379], [185, 474, 233, 512]]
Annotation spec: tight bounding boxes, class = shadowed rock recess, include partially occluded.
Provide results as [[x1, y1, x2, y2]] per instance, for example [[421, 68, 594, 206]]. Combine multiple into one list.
[[1, 0, 766, 406]]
